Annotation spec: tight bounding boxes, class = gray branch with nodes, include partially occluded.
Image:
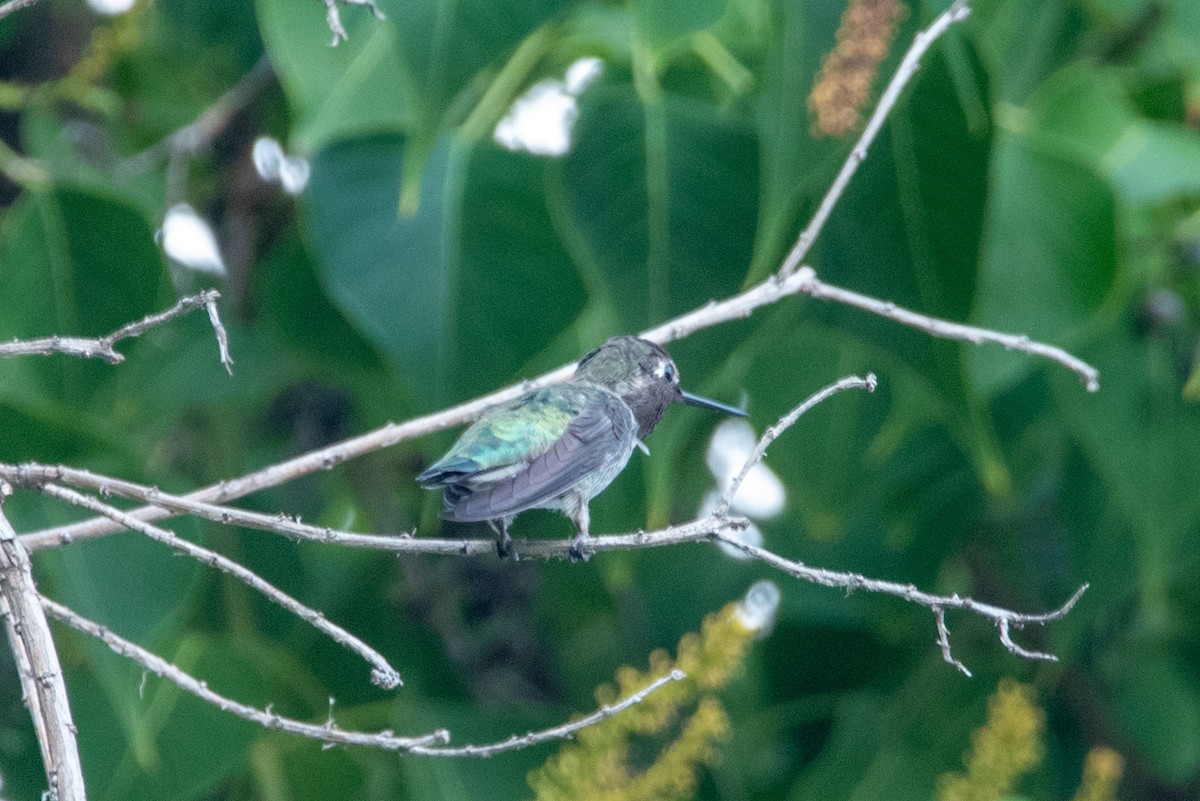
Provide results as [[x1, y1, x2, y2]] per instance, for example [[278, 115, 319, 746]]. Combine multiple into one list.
[[0, 2, 1100, 799]]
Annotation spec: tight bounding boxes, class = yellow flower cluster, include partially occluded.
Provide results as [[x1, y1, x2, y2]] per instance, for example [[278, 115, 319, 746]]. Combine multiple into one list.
[[1070, 747, 1124, 801], [938, 679, 1046, 801], [527, 591, 769, 801], [938, 680, 1124, 801]]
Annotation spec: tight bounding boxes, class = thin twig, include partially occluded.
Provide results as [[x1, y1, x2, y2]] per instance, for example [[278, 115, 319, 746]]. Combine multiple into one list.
[[0, 488, 86, 801], [118, 57, 275, 177], [777, 0, 972, 279], [711, 529, 1087, 672], [0, 290, 232, 372], [33, 482, 402, 690], [717, 373, 877, 517], [805, 279, 1099, 391], [41, 594, 679, 757], [407, 670, 686, 757], [934, 606, 971, 677], [323, 0, 385, 46], [0, 0, 41, 22], [40, 597, 443, 752]]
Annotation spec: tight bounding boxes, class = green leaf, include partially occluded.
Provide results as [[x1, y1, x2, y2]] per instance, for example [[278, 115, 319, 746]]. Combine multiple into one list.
[[747, 0, 847, 282], [256, 0, 414, 151], [1050, 323, 1200, 613], [1106, 644, 1200, 784], [968, 135, 1117, 394], [0, 188, 165, 408], [553, 89, 759, 330], [304, 134, 585, 410], [68, 633, 263, 801], [632, 0, 726, 50], [1019, 67, 1200, 204], [257, 0, 570, 151]]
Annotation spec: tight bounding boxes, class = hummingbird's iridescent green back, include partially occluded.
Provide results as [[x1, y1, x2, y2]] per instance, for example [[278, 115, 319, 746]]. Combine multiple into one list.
[[416, 383, 637, 522]]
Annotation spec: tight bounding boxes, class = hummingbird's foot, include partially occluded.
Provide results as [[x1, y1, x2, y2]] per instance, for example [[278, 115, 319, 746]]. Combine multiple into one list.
[[496, 537, 521, 561], [568, 532, 592, 563], [490, 519, 518, 561]]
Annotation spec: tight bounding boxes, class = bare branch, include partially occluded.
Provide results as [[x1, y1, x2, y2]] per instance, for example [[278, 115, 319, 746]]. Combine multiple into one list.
[[0, 290, 233, 373], [323, 0, 386, 46], [778, 0, 972, 279], [4, 462, 1086, 671], [0, 487, 86, 801], [804, 279, 1099, 392], [718, 373, 877, 517], [39, 596, 444, 752], [407, 670, 686, 757], [18, 266, 1097, 550], [5, 462, 741, 556], [32, 481, 402, 690], [711, 528, 1087, 672], [41, 594, 680, 757]]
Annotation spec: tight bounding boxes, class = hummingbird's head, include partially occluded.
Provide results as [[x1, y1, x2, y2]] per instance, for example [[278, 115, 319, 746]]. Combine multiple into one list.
[[573, 336, 747, 439]]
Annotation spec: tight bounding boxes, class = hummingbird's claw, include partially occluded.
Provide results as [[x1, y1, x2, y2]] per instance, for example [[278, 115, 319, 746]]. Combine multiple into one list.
[[491, 520, 518, 561], [568, 533, 592, 563]]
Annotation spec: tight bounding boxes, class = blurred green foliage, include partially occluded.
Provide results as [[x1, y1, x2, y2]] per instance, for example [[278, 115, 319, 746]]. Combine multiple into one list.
[[0, 0, 1198, 799]]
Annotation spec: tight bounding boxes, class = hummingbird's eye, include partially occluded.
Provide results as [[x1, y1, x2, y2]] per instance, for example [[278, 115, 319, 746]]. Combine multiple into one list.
[[663, 363, 675, 382]]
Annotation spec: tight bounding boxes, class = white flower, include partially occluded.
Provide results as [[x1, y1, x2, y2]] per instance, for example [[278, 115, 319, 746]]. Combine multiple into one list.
[[160, 204, 225, 276], [493, 58, 604, 157], [736, 580, 781, 635], [564, 57, 603, 94], [253, 136, 310, 195], [706, 419, 786, 519], [88, 0, 135, 15]]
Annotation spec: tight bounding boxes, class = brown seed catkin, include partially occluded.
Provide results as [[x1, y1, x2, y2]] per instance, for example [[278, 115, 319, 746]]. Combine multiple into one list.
[[809, 0, 907, 138]]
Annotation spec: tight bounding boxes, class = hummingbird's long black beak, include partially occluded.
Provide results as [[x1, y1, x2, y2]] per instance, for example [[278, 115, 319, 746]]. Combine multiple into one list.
[[680, 390, 748, 417]]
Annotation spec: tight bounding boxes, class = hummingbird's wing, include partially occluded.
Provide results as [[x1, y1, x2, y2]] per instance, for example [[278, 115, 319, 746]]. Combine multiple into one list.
[[417, 385, 634, 522]]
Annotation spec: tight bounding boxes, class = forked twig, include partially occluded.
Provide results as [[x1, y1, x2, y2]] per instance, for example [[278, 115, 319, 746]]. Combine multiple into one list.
[[711, 528, 1087, 674], [34, 482, 401, 689], [40, 596, 444, 751], [41, 593, 680, 757], [0, 290, 232, 374]]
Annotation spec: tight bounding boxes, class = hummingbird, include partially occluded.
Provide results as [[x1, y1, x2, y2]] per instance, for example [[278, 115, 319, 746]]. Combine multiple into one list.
[[416, 336, 747, 561]]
